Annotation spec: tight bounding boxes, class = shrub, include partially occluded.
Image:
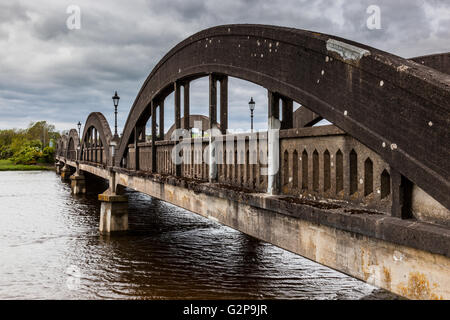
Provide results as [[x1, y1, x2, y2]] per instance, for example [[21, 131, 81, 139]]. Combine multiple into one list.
[[0, 145, 13, 159], [41, 146, 55, 163], [11, 146, 41, 165]]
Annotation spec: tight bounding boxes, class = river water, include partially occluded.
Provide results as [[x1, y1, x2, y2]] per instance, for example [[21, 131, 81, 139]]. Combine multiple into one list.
[[0, 170, 398, 299]]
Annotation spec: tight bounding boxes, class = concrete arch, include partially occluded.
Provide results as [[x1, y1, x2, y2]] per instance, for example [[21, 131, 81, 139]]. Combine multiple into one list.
[[80, 112, 113, 165], [59, 134, 69, 158], [115, 24, 449, 209], [296, 52, 450, 128], [55, 139, 61, 157], [409, 52, 450, 75], [66, 129, 80, 161]]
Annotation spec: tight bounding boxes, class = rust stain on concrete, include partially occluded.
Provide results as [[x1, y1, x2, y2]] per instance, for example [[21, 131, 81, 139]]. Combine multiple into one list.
[[398, 272, 443, 300], [383, 267, 392, 290]]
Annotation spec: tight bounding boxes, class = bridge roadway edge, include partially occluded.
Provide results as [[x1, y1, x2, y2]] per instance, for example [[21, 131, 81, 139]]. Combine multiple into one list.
[[58, 157, 450, 299]]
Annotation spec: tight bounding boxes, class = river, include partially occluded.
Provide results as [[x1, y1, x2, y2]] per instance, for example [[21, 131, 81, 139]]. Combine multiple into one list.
[[0, 170, 398, 299]]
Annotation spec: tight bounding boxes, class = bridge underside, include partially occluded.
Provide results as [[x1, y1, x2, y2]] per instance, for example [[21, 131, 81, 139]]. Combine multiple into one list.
[[57, 156, 450, 300]]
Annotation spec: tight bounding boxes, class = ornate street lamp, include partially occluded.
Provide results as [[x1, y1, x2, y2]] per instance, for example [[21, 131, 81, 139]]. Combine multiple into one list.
[[77, 121, 82, 140], [112, 91, 120, 138], [248, 97, 255, 132]]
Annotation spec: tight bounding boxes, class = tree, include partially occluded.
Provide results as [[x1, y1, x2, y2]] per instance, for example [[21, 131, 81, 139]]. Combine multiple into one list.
[[0, 121, 61, 163], [25, 121, 60, 149]]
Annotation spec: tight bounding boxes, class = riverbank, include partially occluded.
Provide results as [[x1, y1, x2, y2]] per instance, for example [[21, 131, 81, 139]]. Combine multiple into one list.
[[0, 159, 54, 171]]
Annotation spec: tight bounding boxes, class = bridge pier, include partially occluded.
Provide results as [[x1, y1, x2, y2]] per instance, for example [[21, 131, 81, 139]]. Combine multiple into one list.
[[60, 164, 72, 181], [98, 192, 129, 233], [98, 171, 128, 233], [55, 161, 63, 175], [70, 173, 86, 194], [70, 164, 86, 195]]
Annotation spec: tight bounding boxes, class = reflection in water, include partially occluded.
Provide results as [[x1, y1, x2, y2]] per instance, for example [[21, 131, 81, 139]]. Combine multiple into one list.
[[0, 171, 399, 299]]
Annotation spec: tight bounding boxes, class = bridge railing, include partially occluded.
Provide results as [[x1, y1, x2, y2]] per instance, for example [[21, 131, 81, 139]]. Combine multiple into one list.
[[279, 126, 392, 213], [123, 125, 392, 212], [213, 133, 268, 192], [82, 145, 107, 166], [126, 132, 269, 192]]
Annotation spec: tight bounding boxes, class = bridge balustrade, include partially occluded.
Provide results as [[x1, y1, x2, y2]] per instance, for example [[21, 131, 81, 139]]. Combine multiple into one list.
[[124, 125, 392, 212], [279, 126, 392, 212], [82, 145, 106, 165], [214, 133, 268, 192], [126, 132, 270, 191]]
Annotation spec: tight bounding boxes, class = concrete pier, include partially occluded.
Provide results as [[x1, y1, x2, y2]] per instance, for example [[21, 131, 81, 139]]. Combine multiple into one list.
[[60, 164, 72, 181], [55, 161, 63, 175], [70, 173, 86, 194], [98, 192, 128, 233]]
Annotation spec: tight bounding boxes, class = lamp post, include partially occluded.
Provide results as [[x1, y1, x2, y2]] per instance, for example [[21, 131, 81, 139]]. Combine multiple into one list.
[[112, 91, 120, 138], [248, 97, 255, 133], [77, 121, 82, 141]]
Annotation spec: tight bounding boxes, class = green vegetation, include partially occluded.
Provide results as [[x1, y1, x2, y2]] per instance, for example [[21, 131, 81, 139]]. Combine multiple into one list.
[[0, 159, 52, 171], [0, 121, 60, 170]]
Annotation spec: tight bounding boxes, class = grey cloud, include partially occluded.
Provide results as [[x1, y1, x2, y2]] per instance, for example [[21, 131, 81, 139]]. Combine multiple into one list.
[[0, 2, 30, 24], [145, 0, 208, 21], [0, 0, 448, 132]]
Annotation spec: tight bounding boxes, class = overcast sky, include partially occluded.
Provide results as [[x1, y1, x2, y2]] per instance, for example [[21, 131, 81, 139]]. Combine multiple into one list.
[[0, 0, 448, 134]]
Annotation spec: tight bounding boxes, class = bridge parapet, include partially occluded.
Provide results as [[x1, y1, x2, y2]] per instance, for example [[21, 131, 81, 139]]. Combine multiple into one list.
[[280, 125, 392, 213], [124, 126, 393, 212]]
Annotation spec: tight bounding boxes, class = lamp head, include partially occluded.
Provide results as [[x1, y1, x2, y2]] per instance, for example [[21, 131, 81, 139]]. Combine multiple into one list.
[[249, 97, 255, 111], [112, 91, 120, 108]]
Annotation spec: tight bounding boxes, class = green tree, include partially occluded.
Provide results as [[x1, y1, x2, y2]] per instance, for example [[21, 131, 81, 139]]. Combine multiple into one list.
[[0, 121, 61, 163], [25, 121, 60, 149]]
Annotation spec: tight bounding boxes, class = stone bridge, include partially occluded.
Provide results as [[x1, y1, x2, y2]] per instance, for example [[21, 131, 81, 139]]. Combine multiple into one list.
[[55, 25, 450, 300]]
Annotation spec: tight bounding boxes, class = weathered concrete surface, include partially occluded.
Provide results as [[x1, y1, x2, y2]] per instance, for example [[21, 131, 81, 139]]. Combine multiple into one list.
[[412, 185, 450, 227], [55, 162, 63, 175], [70, 173, 86, 194], [293, 106, 322, 127], [60, 165, 72, 181], [112, 170, 449, 299], [98, 192, 128, 233], [410, 52, 450, 75], [56, 157, 110, 180]]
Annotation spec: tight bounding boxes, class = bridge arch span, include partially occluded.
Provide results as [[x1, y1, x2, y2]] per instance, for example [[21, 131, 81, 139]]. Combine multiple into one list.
[[115, 24, 449, 209], [59, 134, 69, 158], [66, 129, 80, 161], [80, 112, 113, 165]]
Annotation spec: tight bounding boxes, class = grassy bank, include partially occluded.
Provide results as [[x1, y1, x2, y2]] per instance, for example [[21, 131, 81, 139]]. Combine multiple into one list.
[[0, 159, 54, 171]]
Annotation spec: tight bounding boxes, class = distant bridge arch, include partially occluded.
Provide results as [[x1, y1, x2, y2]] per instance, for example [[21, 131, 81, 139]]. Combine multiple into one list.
[[79, 112, 113, 166], [59, 134, 69, 158], [66, 129, 80, 161]]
